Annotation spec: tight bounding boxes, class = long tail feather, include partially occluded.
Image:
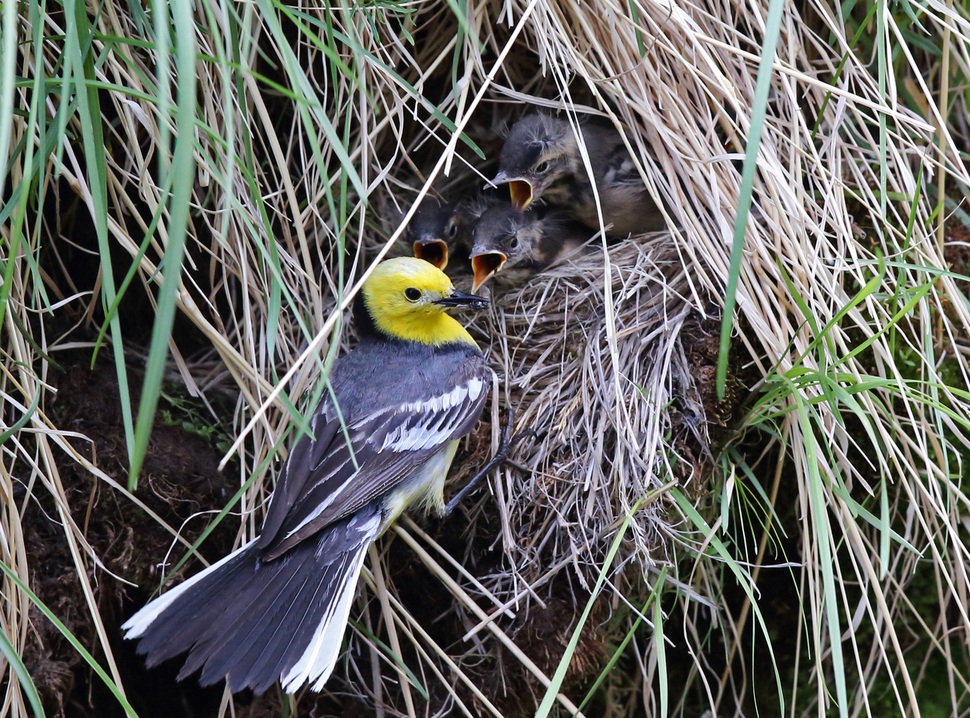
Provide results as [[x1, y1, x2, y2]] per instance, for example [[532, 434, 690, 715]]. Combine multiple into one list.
[[123, 507, 383, 694]]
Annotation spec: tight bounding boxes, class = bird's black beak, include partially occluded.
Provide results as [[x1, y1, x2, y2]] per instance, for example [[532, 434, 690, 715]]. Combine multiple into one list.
[[435, 290, 489, 310], [471, 251, 507, 292], [413, 239, 449, 270]]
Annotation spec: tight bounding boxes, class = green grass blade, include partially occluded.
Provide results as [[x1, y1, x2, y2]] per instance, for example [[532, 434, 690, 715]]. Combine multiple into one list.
[[717, 0, 785, 398], [128, 0, 198, 488], [0, 0, 18, 200], [535, 498, 645, 718], [64, 0, 138, 471], [653, 588, 668, 717], [576, 568, 668, 712], [791, 387, 848, 716], [0, 561, 138, 717], [0, 626, 46, 718], [672, 490, 785, 714]]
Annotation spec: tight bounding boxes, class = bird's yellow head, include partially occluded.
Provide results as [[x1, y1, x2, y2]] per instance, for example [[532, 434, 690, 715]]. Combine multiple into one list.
[[360, 257, 487, 347]]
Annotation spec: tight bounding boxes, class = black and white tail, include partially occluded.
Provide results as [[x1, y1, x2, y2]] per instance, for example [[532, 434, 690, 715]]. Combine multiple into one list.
[[122, 508, 382, 694]]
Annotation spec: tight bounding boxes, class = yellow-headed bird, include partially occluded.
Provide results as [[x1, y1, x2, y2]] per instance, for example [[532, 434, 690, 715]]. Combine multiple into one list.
[[123, 257, 492, 694]]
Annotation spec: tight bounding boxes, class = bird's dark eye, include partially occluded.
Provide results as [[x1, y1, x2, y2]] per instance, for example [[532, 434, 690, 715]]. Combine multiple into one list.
[[534, 160, 550, 174], [404, 287, 421, 301], [508, 236, 519, 250], [447, 222, 459, 238]]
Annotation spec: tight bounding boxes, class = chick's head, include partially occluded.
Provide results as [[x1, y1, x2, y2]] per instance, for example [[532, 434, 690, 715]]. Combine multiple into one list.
[[469, 205, 544, 290], [404, 197, 469, 270], [492, 115, 577, 210]]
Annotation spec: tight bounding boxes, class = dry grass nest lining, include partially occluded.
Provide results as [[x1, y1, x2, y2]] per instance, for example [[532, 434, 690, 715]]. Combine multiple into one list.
[[461, 233, 710, 582]]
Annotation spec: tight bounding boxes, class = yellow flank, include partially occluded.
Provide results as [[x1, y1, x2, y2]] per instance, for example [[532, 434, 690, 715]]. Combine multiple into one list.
[[383, 440, 458, 522], [363, 258, 478, 347]]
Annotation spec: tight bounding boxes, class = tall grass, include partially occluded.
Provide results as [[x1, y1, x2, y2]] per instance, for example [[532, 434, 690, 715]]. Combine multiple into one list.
[[2, 0, 970, 716]]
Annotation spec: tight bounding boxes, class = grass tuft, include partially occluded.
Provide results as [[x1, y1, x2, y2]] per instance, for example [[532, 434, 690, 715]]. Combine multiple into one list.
[[3, 0, 970, 715]]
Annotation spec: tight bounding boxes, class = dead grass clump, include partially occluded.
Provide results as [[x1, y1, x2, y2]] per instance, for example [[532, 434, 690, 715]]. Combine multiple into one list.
[[475, 235, 713, 575]]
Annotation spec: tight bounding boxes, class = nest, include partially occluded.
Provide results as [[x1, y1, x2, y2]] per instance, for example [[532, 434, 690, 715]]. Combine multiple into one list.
[[475, 236, 713, 574]]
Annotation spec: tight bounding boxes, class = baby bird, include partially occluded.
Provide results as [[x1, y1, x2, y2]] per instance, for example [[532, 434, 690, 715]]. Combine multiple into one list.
[[489, 113, 665, 237], [403, 197, 474, 271], [469, 205, 589, 291]]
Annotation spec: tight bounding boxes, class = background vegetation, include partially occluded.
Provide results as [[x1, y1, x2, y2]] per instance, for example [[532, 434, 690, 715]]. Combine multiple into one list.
[[3, 0, 970, 716]]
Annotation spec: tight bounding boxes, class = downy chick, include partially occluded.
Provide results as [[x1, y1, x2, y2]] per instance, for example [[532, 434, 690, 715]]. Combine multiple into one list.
[[469, 204, 589, 291], [404, 197, 474, 271], [490, 113, 665, 237]]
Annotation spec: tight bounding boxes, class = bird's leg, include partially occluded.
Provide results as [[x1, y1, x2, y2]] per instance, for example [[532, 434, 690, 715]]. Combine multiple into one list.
[[443, 408, 535, 516]]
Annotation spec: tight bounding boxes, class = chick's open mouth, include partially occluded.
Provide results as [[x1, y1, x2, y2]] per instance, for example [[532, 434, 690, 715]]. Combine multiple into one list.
[[471, 252, 507, 291], [508, 180, 533, 210], [412, 239, 449, 270]]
